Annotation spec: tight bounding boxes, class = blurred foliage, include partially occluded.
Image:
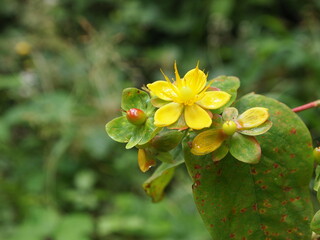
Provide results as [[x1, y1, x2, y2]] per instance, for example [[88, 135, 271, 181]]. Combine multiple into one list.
[[0, 0, 319, 239]]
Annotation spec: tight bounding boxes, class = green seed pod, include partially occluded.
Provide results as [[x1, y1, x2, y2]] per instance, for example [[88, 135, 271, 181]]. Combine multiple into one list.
[[126, 108, 147, 125], [222, 120, 237, 136], [151, 130, 184, 152], [314, 147, 320, 164]]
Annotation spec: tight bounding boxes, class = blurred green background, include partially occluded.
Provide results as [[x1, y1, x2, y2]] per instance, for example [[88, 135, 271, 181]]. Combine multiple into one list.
[[0, 0, 319, 239]]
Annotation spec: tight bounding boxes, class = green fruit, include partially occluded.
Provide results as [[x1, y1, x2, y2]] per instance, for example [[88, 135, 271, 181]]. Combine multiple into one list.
[[222, 120, 237, 135], [314, 147, 320, 164]]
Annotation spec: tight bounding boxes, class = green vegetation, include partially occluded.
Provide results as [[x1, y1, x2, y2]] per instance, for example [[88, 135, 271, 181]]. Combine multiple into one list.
[[0, 0, 319, 239]]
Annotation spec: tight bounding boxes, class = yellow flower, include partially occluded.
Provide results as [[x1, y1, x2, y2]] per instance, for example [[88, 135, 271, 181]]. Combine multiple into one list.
[[191, 107, 271, 160], [15, 41, 32, 56], [147, 63, 231, 130]]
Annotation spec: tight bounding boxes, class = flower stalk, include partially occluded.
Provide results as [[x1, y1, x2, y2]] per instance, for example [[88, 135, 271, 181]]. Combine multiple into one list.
[[292, 100, 320, 113]]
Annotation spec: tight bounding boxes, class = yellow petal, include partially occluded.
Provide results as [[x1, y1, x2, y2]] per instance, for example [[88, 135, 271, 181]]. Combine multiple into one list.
[[183, 65, 207, 94], [237, 107, 269, 129], [184, 104, 212, 130], [191, 129, 225, 155], [197, 91, 231, 109], [147, 81, 177, 101], [154, 102, 183, 127], [138, 149, 156, 172]]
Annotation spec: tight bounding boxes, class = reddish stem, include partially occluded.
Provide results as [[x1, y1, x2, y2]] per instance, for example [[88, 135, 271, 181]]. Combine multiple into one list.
[[292, 100, 320, 113]]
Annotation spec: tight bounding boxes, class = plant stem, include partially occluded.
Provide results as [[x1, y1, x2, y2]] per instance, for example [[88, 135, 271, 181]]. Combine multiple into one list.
[[292, 100, 320, 113]]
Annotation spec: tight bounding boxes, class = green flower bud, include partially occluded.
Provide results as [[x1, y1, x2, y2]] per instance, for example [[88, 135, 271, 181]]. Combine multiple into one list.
[[314, 147, 320, 164], [126, 108, 147, 125], [222, 120, 237, 136]]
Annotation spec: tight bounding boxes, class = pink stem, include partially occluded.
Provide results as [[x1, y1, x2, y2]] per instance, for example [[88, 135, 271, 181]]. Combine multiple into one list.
[[292, 100, 320, 113]]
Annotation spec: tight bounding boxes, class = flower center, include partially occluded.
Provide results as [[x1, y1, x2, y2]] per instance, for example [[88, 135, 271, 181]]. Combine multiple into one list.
[[179, 86, 194, 103], [222, 120, 237, 135]]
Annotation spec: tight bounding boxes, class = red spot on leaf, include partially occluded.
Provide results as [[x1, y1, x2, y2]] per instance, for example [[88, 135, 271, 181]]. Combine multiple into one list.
[[261, 185, 268, 190], [290, 169, 297, 173], [241, 238, 247, 240], [260, 224, 268, 230], [240, 208, 247, 213], [281, 200, 288, 205], [273, 163, 279, 168], [281, 214, 288, 222], [210, 224, 214, 228], [194, 173, 201, 179], [229, 233, 235, 238], [274, 147, 279, 153], [256, 180, 263, 184], [251, 168, 257, 175], [232, 208, 237, 214], [279, 173, 285, 178], [283, 186, 292, 192], [263, 169, 271, 174], [290, 154, 295, 158], [287, 229, 293, 233], [303, 217, 309, 221], [289, 128, 297, 134], [290, 197, 299, 202], [192, 180, 201, 189], [263, 200, 272, 208], [252, 204, 258, 211], [221, 217, 227, 223], [275, 111, 282, 115], [259, 209, 266, 214], [194, 164, 202, 169], [248, 230, 253, 235]]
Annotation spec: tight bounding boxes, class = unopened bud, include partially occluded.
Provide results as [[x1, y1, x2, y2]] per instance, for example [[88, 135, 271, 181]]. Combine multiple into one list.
[[126, 108, 147, 125], [222, 120, 237, 136]]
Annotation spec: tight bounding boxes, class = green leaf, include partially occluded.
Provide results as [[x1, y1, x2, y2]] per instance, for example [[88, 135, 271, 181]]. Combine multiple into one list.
[[212, 142, 229, 162], [105, 116, 135, 143], [125, 125, 144, 149], [184, 93, 314, 239], [314, 165, 320, 192], [311, 210, 320, 234], [121, 88, 150, 112], [239, 120, 273, 136], [151, 129, 184, 152], [210, 76, 240, 113], [222, 107, 238, 121], [143, 148, 184, 202], [143, 167, 175, 202], [154, 151, 173, 163], [230, 133, 261, 164], [139, 117, 161, 145]]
